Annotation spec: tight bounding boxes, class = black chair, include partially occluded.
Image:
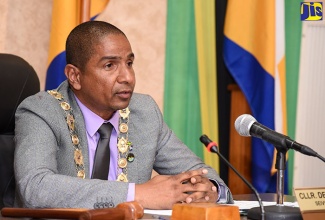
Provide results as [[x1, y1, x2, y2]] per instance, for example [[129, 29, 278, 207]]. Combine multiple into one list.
[[0, 53, 40, 208]]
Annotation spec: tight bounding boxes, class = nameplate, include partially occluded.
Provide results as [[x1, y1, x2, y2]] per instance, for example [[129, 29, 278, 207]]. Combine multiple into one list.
[[294, 187, 325, 220], [171, 203, 240, 220]]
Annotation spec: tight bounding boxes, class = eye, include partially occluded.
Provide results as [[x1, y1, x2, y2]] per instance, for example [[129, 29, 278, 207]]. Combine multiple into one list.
[[127, 61, 133, 67], [104, 62, 117, 71]]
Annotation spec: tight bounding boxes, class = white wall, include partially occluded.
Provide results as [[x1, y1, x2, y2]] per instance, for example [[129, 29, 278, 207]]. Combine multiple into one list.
[[294, 18, 325, 188]]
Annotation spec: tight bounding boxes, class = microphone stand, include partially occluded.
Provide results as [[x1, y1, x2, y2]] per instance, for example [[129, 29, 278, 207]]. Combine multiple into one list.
[[247, 146, 302, 220], [199, 135, 265, 220]]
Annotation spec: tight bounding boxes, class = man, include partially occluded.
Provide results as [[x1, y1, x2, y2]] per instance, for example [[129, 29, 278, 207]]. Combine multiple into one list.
[[14, 21, 232, 209]]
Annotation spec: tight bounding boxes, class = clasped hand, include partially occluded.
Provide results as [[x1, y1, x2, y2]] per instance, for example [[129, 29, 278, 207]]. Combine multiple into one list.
[[135, 169, 218, 209]]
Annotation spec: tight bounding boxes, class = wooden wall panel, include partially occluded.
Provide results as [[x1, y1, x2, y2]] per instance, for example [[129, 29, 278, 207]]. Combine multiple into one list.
[[228, 84, 252, 195]]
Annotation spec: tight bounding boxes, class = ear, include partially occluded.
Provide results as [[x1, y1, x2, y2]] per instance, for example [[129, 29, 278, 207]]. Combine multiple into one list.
[[65, 64, 81, 90]]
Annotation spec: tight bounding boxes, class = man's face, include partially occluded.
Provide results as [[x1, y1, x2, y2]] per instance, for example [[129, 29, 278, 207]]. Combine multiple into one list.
[[74, 34, 135, 119]]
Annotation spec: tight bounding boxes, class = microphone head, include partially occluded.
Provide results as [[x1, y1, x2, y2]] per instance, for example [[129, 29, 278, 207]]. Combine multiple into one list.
[[234, 114, 257, 137], [199, 135, 212, 146]]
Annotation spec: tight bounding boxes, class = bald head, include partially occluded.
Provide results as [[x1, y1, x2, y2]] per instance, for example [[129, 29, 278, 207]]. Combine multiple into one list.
[[66, 21, 127, 71]]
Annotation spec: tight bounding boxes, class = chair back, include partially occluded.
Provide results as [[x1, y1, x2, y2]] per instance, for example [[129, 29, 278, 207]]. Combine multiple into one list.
[[0, 53, 40, 208]]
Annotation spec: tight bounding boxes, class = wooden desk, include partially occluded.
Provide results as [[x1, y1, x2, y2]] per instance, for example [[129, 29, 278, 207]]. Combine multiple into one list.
[[0, 194, 298, 220], [0, 213, 167, 220], [0, 212, 155, 220]]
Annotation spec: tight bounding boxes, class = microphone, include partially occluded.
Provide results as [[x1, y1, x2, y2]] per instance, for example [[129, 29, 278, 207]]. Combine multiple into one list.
[[200, 135, 265, 219], [235, 114, 325, 162]]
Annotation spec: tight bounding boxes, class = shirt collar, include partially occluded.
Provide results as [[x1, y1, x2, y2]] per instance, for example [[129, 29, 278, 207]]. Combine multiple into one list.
[[74, 95, 119, 137]]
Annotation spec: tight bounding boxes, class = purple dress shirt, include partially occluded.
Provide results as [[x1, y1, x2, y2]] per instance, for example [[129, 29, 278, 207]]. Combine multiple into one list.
[[75, 96, 135, 201]]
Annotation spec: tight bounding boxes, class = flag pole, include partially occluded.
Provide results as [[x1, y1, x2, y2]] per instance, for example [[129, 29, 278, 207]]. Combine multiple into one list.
[[80, 0, 90, 23]]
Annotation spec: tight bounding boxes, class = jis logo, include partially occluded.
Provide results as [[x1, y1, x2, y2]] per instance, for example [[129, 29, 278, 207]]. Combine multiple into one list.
[[300, 2, 323, 21]]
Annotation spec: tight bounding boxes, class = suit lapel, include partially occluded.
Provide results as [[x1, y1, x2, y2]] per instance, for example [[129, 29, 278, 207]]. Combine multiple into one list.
[[57, 81, 90, 178]]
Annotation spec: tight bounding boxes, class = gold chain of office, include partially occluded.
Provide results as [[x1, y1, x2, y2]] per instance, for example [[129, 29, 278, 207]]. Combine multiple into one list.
[[47, 90, 133, 182]]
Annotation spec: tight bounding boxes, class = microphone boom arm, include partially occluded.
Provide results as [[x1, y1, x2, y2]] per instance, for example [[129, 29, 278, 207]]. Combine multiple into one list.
[[200, 135, 265, 218]]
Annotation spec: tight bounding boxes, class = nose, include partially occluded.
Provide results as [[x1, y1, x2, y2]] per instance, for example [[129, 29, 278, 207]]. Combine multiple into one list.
[[117, 64, 135, 84]]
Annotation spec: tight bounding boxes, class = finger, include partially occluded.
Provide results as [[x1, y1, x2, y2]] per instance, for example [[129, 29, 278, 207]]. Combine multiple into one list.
[[184, 191, 207, 203], [190, 197, 211, 203], [189, 175, 202, 184], [181, 184, 206, 194], [181, 180, 217, 199], [185, 178, 216, 191], [178, 169, 208, 183], [186, 190, 219, 203], [205, 191, 219, 202], [186, 169, 208, 177], [177, 193, 193, 204], [191, 175, 215, 185]]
